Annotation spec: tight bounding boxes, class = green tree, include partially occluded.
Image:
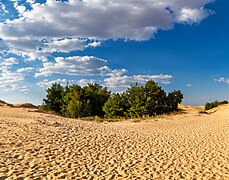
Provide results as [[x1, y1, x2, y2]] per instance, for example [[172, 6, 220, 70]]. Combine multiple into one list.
[[43, 83, 65, 114], [144, 80, 167, 116], [125, 84, 147, 118], [166, 90, 183, 111], [103, 93, 129, 118], [84, 83, 110, 117], [61, 84, 91, 118]]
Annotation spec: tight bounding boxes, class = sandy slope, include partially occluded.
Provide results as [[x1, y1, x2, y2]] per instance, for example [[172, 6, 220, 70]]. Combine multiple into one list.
[[0, 105, 228, 179]]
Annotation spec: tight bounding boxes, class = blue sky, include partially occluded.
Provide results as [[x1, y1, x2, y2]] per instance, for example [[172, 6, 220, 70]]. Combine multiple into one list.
[[0, 0, 228, 105]]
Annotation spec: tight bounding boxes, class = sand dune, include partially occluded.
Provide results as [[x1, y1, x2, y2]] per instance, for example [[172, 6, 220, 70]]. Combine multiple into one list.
[[0, 105, 228, 179]]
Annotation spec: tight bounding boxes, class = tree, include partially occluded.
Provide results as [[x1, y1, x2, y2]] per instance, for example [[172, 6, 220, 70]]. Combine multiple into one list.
[[43, 83, 65, 114], [60, 83, 110, 118], [42, 80, 184, 119], [103, 93, 129, 118], [144, 80, 167, 116], [166, 90, 183, 111], [125, 84, 147, 118], [61, 84, 91, 118], [84, 83, 110, 117]]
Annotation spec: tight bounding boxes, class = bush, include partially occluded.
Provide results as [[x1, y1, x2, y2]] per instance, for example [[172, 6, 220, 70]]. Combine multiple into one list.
[[205, 100, 228, 110]]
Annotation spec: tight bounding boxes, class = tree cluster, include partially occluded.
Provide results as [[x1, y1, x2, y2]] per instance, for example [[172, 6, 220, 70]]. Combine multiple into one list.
[[103, 80, 183, 118], [42, 83, 110, 118], [42, 80, 183, 119]]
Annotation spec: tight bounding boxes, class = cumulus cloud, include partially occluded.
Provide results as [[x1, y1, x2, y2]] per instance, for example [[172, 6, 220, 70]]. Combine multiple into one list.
[[0, 0, 214, 60], [16, 67, 34, 73], [0, 69, 29, 93], [0, 56, 30, 93], [35, 55, 173, 91], [37, 78, 73, 89], [0, 57, 19, 72], [0, 57, 19, 67], [35, 56, 109, 77], [104, 74, 173, 89], [77, 79, 97, 87], [0, 3, 8, 14], [177, 8, 212, 24], [215, 77, 229, 84]]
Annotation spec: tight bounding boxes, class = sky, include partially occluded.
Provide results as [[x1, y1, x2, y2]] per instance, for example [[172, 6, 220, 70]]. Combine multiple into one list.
[[0, 0, 228, 105]]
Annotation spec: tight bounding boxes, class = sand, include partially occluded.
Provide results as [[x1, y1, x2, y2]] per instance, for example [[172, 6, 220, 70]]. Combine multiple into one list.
[[0, 105, 228, 179]]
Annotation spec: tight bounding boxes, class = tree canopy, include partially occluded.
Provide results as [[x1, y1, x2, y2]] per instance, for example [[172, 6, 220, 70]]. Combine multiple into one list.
[[42, 80, 183, 119]]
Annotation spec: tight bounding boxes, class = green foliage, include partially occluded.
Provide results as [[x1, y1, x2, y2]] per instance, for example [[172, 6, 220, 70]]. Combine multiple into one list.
[[43, 83, 110, 118], [144, 80, 168, 116], [126, 84, 147, 118], [42, 80, 184, 119], [103, 80, 183, 118], [84, 83, 110, 117], [42, 83, 66, 114], [205, 100, 228, 110], [103, 93, 129, 118], [167, 90, 183, 112], [219, 100, 229, 105]]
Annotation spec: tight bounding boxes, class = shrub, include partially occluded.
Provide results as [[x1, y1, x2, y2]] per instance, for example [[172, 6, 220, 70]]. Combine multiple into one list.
[[205, 100, 228, 110]]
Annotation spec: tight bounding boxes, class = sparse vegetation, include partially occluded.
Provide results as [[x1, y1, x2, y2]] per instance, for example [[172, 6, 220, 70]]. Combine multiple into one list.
[[0, 100, 7, 104], [42, 80, 183, 119], [205, 100, 228, 111]]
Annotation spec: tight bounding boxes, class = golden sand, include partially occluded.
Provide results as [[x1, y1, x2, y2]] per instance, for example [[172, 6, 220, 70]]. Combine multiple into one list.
[[0, 105, 228, 179]]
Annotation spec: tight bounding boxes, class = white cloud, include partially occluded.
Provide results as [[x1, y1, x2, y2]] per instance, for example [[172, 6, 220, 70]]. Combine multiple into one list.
[[186, 84, 193, 87], [104, 74, 173, 90], [177, 8, 211, 24], [0, 57, 19, 71], [35, 56, 109, 77], [0, 0, 214, 60], [87, 41, 102, 48], [19, 86, 30, 94], [0, 57, 19, 67], [215, 77, 229, 84], [37, 78, 73, 89], [0, 69, 29, 93], [77, 79, 97, 87], [43, 38, 88, 52], [0, 3, 8, 13], [16, 67, 34, 73]]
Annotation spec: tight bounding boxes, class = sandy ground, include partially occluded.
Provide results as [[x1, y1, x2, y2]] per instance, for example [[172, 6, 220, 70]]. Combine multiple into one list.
[[0, 105, 228, 180]]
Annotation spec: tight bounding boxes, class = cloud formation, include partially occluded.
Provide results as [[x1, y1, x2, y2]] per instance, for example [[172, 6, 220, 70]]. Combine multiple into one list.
[[35, 56, 109, 77], [37, 78, 73, 89], [104, 74, 173, 90], [0, 0, 214, 60], [215, 77, 229, 84]]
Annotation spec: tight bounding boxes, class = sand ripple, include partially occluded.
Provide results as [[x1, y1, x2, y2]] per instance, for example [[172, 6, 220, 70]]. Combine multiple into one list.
[[0, 106, 228, 179]]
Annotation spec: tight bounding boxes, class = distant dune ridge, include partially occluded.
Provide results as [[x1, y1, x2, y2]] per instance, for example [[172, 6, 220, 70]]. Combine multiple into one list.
[[0, 104, 228, 179], [0, 100, 7, 105], [0, 100, 37, 109]]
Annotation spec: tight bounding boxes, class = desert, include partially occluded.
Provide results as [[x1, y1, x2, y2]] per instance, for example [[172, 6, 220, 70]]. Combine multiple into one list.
[[0, 104, 228, 179]]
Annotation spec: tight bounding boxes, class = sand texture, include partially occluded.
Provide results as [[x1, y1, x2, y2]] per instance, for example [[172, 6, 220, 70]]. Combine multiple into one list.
[[0, 105, 228, 179]]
